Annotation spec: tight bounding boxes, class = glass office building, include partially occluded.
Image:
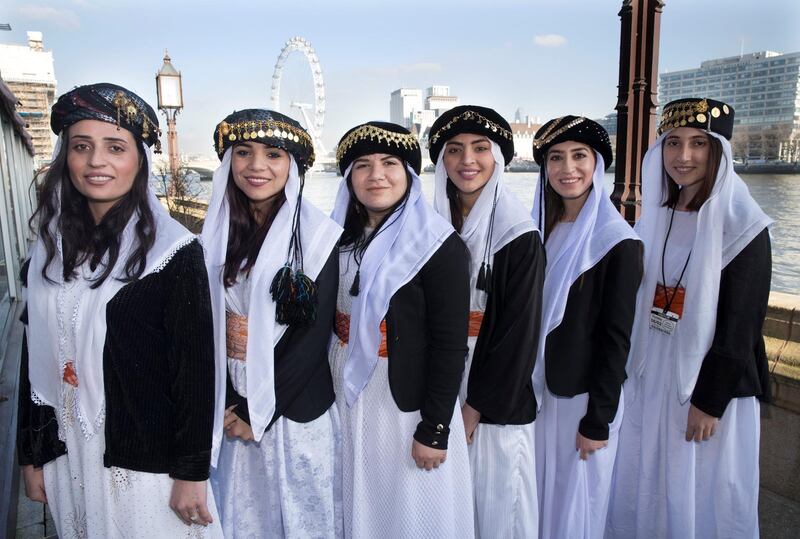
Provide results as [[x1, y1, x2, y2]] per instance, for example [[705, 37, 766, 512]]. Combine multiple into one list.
[[659, 51, 800, 161]]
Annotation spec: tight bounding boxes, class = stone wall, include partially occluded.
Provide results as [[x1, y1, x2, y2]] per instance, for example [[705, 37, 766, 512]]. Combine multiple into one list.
[[761, 291, 800, 502]]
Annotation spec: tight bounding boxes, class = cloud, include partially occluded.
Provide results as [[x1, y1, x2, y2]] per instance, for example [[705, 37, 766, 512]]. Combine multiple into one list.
[[534, 34, 567, 47], [17, 5, 80, 28]]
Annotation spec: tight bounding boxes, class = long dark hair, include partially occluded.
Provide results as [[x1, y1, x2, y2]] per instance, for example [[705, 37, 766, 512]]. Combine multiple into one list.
[[445, 179, 465, 233], [31, 127, 156, 288], [223, 169, 286, 287], [542, 174, 566, 242], [661, 133, 722, 211], [541, 172, 594, 242], [339, 165, 413, 254]]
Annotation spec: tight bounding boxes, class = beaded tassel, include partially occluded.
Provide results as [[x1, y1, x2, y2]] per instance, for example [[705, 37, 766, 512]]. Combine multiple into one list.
[[476, 262, 487, 291], [349, 269, 361, 297], [291, 270, 318, 325], [270, 264, 295, 324]]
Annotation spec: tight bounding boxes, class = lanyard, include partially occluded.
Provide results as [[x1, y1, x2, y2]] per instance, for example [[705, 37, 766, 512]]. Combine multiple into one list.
[[659, 205, 692, 315]]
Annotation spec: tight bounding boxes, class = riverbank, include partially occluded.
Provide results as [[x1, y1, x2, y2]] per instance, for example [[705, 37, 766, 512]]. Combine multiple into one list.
[[494, 161, 800, 174]]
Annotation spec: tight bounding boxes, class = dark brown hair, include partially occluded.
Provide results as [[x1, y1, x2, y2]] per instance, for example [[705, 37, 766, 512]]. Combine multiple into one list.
[[31, 127, 155, 288], [339, 165, 412, 250], [661, 134, 722, 210], [541, 147, 595, 241], [445, 179, 465, 233], [223, 168, 286, 287], [543, 179, 566, 242]]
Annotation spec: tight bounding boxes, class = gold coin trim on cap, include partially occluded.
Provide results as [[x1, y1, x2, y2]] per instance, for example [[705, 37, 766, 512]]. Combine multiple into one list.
[[214, 117, 316, 167], [336, 124, 420, 165], [532, 116, 587, 150], [428, 109, 514, 149], [657, 98, 729, 135], [110, 90, 161, 148]]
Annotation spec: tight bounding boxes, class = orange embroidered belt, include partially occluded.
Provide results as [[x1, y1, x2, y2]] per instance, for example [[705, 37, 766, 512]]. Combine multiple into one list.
[[468, 311, 484, 338], [334, 310, 485, 359], [653, 285, 685, 318], [226, 311, 248, 361], [335, 311, 389, 358]]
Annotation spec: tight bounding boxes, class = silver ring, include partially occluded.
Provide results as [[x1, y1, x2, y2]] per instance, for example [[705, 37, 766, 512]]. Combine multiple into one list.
[[190, 514, 199, 522]]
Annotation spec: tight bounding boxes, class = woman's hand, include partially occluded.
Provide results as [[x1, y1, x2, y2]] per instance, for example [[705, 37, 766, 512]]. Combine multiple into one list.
[[576, 432, 608, 460], [170, 479, 213, 526], [22, 465, 47, 503], [461, 403, 481, 444], [223, 404, 254, 441], [685, 404, 718, 442], [411, 439, 447, 471]]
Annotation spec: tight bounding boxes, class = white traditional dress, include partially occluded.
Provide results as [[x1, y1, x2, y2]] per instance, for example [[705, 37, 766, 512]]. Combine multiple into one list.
[[330, 167, 475, 539], [606, 131, 773, 539], [203, 148, 343, 538], [433, 142, 539, 538], [28, 143, 223, 539], [212, 276, 342, 538], [531, 152, 638, 539]]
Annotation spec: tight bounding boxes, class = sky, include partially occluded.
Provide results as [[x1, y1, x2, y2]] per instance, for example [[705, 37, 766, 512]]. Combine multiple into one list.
[[2, 0, 799, 157]]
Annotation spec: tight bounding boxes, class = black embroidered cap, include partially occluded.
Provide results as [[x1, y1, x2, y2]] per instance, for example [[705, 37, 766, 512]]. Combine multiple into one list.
[[428, 105, 515, 165], [658, 98, 735, 140], [336, 121, 421, 175], [532, 116, 613, 170], [51, 83, 161, 151], [214, 109, 315, 174]]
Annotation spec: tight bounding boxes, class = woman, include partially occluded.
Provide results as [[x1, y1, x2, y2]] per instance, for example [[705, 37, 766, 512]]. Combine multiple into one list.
[[529, 116, 641, 538], [606, 98, 773, 538], [203, 109, 343, 538], [330, 121, 474, 537], [429, 105, 544, 538], [17, 83, 222, 537]]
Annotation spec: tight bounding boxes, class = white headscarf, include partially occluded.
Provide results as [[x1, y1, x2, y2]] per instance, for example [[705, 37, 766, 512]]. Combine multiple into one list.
[[530, 152, 639, 408], [27, 138, 195, 439], [201, 148, 341, 463], [332, 164, 454, 406], [628, 131, 773, 403], [433, 141, 536, 283]]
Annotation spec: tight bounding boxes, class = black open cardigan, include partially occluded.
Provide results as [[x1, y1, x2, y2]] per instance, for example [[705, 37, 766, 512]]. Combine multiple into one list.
[[17, 240, 216, 481]]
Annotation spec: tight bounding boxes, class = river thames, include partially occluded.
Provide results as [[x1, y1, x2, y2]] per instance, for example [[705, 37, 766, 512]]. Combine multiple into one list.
[[196, 172, 800, 294]]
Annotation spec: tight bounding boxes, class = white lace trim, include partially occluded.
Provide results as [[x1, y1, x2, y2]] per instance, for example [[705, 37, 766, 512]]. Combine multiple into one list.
[[150, 236, 197, 274], [30, 388, 48, 406]]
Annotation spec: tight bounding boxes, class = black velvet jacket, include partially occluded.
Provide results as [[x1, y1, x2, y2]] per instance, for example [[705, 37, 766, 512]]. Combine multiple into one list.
[[383, 232, 471, 450], [690, 228, 772, 417], [17, 240, 216, 481], [467, 231, 545, 425], [226, 249, 338, 434], [544, 238, 643, 440]]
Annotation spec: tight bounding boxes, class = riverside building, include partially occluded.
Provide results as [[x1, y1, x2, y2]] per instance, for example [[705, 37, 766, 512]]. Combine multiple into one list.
[[659, 51, 800, 162]]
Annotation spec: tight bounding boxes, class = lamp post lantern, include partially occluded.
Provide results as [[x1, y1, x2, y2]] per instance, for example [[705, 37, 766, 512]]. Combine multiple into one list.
[[156, 50, 183, 181]]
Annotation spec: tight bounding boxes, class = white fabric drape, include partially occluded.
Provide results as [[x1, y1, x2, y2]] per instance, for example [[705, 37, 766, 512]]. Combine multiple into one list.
[[27, 140, 194, 438]]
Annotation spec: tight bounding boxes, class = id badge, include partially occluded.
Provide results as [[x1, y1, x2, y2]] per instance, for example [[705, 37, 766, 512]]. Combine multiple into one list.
[[649, 308, 679, 335]]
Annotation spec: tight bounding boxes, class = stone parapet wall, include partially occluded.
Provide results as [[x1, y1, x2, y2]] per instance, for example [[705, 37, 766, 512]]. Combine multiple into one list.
[[761, 291, 800, 503], [764, 291, 800, 413]]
